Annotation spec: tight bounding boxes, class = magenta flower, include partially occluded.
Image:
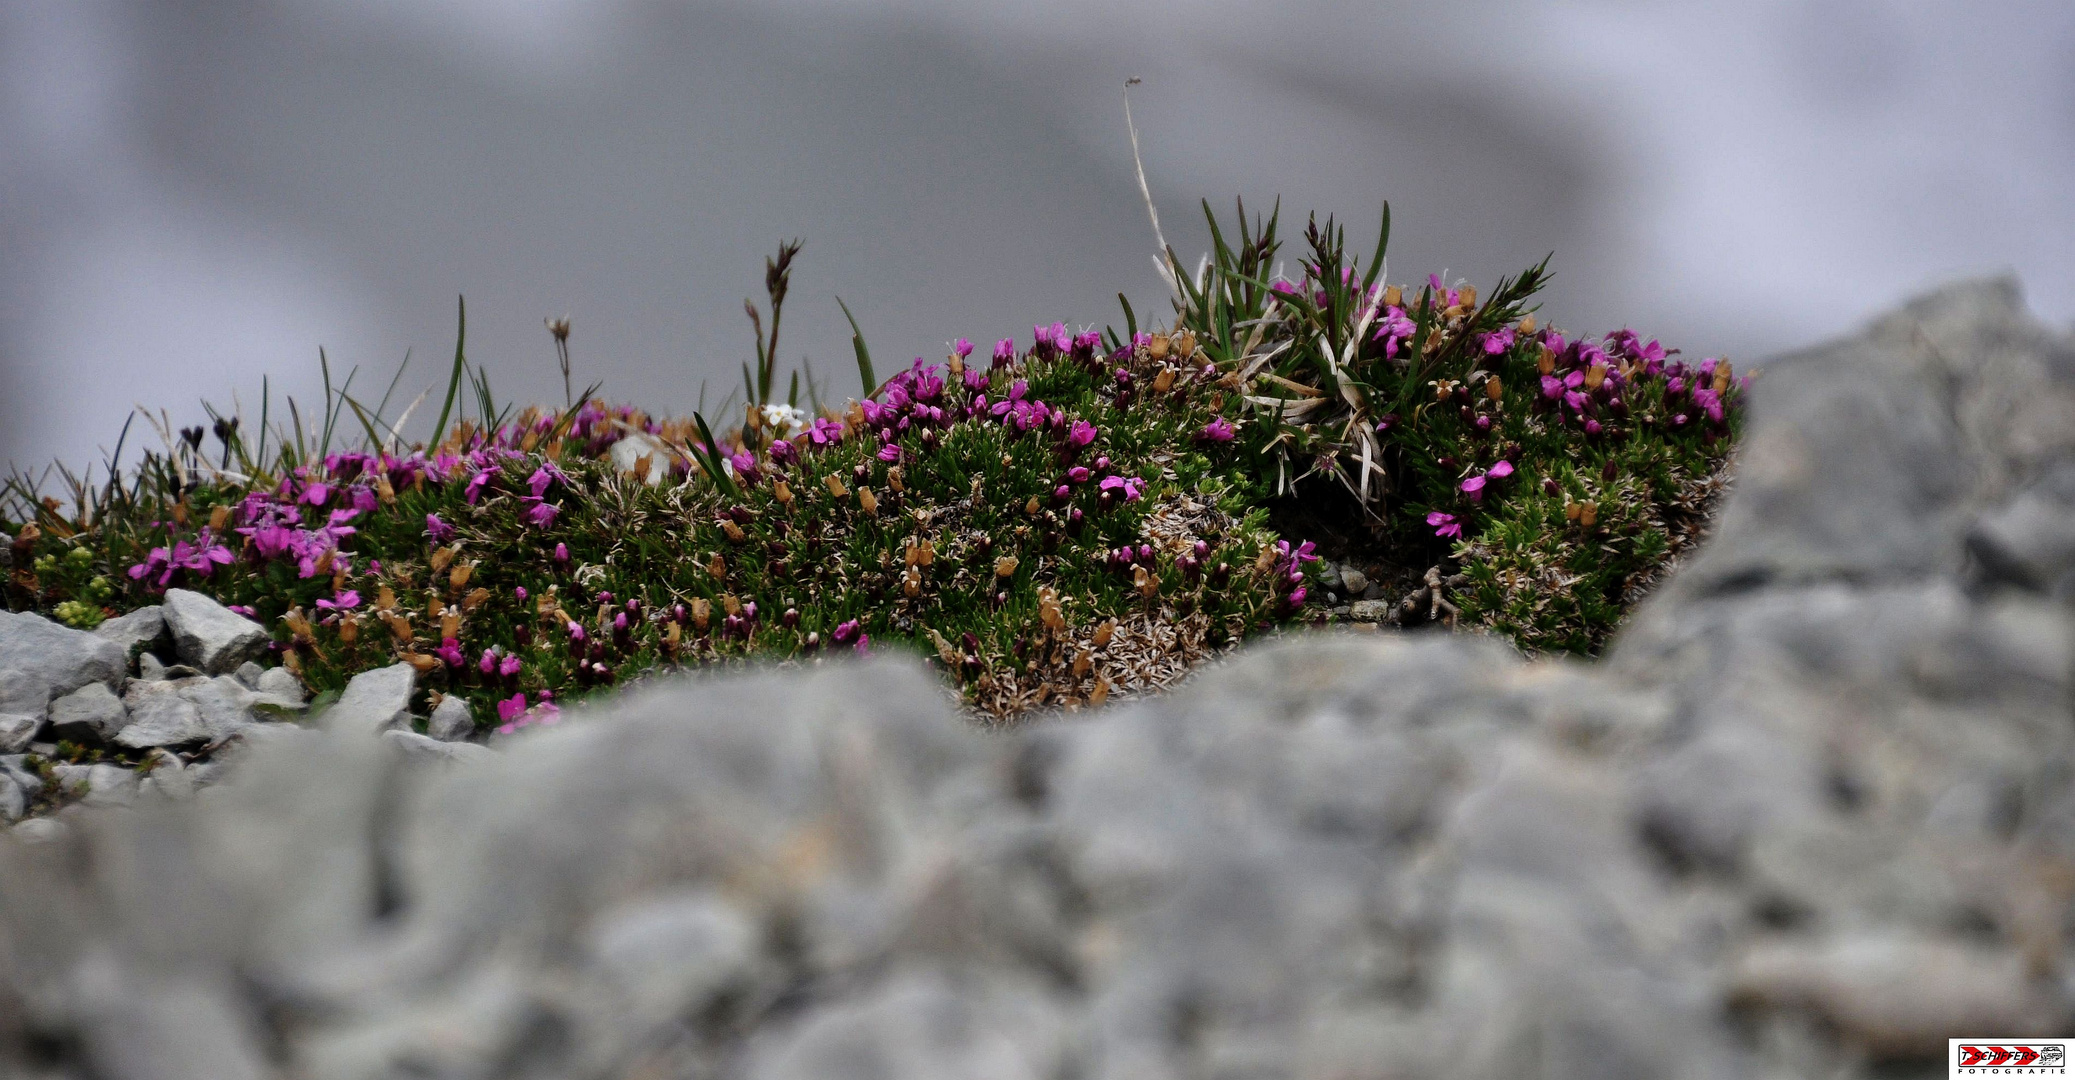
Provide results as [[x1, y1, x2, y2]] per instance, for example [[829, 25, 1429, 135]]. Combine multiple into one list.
[[479, 648, 499, 675], [1098, 475, 1146, 502], [1067, 465, 1091, 484], [953, 337, 974, 359], [567, 620, 585, 642], [316, 589, 361, 611], [1427, 511, 1463, 540], [435, 637, 466, 669], [515, 586, 528, 601], [496, 693, 528, 723], [1461, 474, 1487, 501], [1287, 586, 1308, 608], [301, 482, 332, 507], [523, 499, 560, 529], [808, 417, 844, 447], [1195, 417, 1237, 444], [554, 542, 570, 563], [833, 619, 862, 646], [992, 338, 1015, 369], [767, 438, 798, 465], [729, 450, 759, 484], [962, 367, 987, 393], [527, 465, 561, 499], [1066, 420, 1098, 449], [1479, 327, 1516, 355], [1541, 375, 1563, 400], [426, 513, 456, 543], [499, 655, 523, 678], [464, 470, 493, 505], [876, 444, 902, 463]]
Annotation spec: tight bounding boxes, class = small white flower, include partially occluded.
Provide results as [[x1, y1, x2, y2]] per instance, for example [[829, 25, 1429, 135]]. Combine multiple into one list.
[[761, 403, 805, 436]]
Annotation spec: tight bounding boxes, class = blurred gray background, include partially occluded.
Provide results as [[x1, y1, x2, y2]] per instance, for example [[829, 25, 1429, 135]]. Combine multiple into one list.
[[3, 0, 2070, 474]]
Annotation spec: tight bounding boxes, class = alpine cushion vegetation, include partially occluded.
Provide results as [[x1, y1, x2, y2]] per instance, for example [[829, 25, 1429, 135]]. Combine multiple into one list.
[[2, 201, 1743, 730]]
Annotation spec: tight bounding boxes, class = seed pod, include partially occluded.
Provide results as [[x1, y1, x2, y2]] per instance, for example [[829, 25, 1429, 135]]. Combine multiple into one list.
[[375, 475, 396, 504], [994, 555, 1019, 578], [431, 546, 456, 573], [449, 562, 473, 591], [904, 566, 922, 597], [1584, 363, 1607, 391], [665, 621, 682, 652], [1038, 587, 1064, 631], [1435, 382, 1452, 403], [282, 607, 313, 641], [1459, 284, 1477, 308], [428, 597, 446, 620], [1153, 367, 1176, 393], [281, 650, 303, 675], [1176, 330, 1197, 358], [1713, 361, 1733, 393], [1072, 649, 1092, 677], [1148, 333, 1170, 360], [1093, 618, 1117, 648], [338, 613, 359, 644], [312, 549, 334, 577], [691, 597, 711, 631], [887, 466, 904, 493], [1579, 501, 1599, 527], [720, 519, 746, 542], [1486, 376, 1503, 402], [825, 473, 849, 498], [462, 587, 491, 612], [440, 611, 461, 640], [774, 480, 794, 506], [1384, 284, 1402, 308], [948, 351, 964, 377], [707, 553, 727, 578], [722, 594, 742, 617], [384, 612, 414, 642], [917, 539, 935, 566], [1255, 546, 1277, 573], [1090, 676, 1111, 706], [1518, 314, 1536, 335], [858, 488, 878, 516], [206, 504, 231, 532], [1564, 500, 1582, 522], [1133, 564, 1158, 600], [1538, 346, 1555, 376]]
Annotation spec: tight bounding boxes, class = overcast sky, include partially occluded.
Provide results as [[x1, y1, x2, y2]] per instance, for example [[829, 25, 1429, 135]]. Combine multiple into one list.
[[3, 0, 2070, 475]]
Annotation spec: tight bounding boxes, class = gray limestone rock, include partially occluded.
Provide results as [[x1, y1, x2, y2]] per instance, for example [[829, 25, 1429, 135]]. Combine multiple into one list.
[[318, 662, 415, 735], [1346, 598, 1392, 622], [115, 675, 263, 748], [137, 653, 167, 681], [47, 682, 127, 744], [0, 609, 125, 698], [0, 714, 37, 755], [93, 604, 169, 664], [254, 665, 308, 711], [161, 588, 270, 675], [233, 661, 266, 689], [381, 729, 495, 765], [52, 762, 139, 807], [426, 694, 474, 742]]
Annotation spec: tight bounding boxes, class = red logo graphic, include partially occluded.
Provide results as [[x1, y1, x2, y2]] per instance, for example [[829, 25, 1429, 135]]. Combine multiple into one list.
[[1957, 1042, 2066, 1071]]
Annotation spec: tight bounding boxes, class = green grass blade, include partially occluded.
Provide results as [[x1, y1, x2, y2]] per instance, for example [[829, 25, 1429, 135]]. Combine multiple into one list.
[[836, 296, 876, 397], [431, 295, 467, 449]]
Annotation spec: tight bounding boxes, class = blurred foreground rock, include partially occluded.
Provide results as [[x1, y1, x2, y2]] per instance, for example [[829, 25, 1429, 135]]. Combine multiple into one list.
[[4, 278, 2075, 1079]]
